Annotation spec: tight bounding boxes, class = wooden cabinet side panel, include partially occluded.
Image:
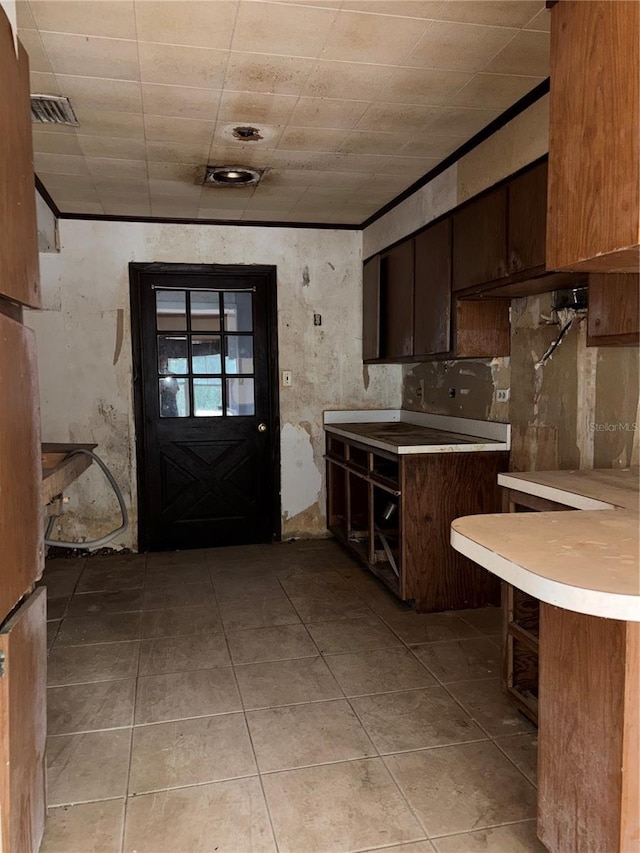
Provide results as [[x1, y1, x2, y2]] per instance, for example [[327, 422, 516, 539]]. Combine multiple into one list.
[[362, 256, 380, 361], [0, 588, 47, 853], [587, 273, 640, 346], [452, 187, 508, 292], [402, 453, 507, 612], [414, 219, 452, 356], [621, 622, 640, 851], [547, 1, 640, 271], [381, 240, 414, 359], [0, 315, 44, 617], [0, 14, 40, 308], [508, 160, 547, 273], [538, 604, 625, 853]]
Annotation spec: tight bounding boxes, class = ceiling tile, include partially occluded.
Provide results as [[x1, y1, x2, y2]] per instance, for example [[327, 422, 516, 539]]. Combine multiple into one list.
[[197, 208, 244, 221], [214, 122, 283, 148], [138, 42, 228, 89], [16, 2, 37, 30], [218, 91, 298, 125], [232, 1, 338, 57], [208, 144, 274, 168], [40, 32, 139, 81], [56, 76, 142, 114], [151, 201, 200, 218], [277, 126, 349, 152], [425, 1, 545, 28], [198, 192, 256, 210], [225, 53, 315, 96], [407, 19, 518, 72], [102, 200, 151, 216], [148, 179, 203, 198], [96, 180, 150, 198], [77, 134, 147, 161], [376, 155, 441, 176], [288, 96, 369, 129], [320, 9, 427, 64], [240, 209, 296, 221], [303, 60, 396, 101], [144, 115, 215, 146], [482, 30, 550, 76], [28, 1, 136, 39], [30, 70, 62, 95], [62, 201, 105, 214], [339, 131, 409, 157], [357, 101, 498, 137], [396, 134, 464, 158], [339, 2, 444, 17], [141, 83, 220, 121], [32, 130, 83, 155], [259, 168, 369, 188], [147, 162, 204, 183], [34, 152, 89, 175], [86, 158, 148, 179], [452, 72, 544, 109], [72, 109, 145, 139], [134, 1, 238, 49], [523, 8, 551, 32], [377, 66, 473, 106], [18, 29, 52, 72], [243, 195, 301, 212], [146, 140, 212, 165], [38, 173, 99, 201]]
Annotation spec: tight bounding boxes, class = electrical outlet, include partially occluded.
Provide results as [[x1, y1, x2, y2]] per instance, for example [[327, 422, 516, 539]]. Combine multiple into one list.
[[496, 389, 510, 403], [313, 313, 322, 326], [415, 379, 425, 399], [282, 370, 292, 387]]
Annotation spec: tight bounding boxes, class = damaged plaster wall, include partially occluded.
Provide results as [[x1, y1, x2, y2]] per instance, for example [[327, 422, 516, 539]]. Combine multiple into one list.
[[27, 220, 401, 550]]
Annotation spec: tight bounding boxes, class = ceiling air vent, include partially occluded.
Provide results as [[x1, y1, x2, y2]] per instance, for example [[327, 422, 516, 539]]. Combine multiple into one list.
[[204, 165, 262, 187], [30, 94, 79, 126]]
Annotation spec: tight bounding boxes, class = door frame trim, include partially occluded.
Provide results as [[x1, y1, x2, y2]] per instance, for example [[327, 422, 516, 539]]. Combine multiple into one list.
[[129, 262, 281, 551]]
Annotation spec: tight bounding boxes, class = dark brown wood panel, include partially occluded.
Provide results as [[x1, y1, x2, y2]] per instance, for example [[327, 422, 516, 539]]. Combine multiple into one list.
[[414, 219, 451, 357], [452, 186, 508, 292], [0, 314, 43, 616], [547, 1, 640, 272], [0, 589, 47, 853], [538, 604, 633, 852], [0, 14, 39, 308], [362, 255, 380, 362], [508, 160, 547, 274], [401, 452, 507, 612], [381, 239, 414, 359], [587, 273, 640, 347], [454, 300, 510, 358]]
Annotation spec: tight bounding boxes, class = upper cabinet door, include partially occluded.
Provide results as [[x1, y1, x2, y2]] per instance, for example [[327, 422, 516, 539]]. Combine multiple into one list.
[[452, 186, 508, 292], [381, 239, 414, 359], [546, 1, 639, 273], [0, 12, 40, 308], [414, 219, 452, 357], [509, 161, 547, 274], [362, 256, 380, 362]]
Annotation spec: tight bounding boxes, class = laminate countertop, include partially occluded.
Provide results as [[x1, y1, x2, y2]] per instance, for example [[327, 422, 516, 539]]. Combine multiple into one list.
[[451, 467, 640, 621]]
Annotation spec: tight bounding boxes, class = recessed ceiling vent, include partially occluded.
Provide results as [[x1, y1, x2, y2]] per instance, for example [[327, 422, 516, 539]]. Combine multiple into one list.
[[30, 94, 79, 126], [204, 165, 262, 187], [232, 125, 262, 142]]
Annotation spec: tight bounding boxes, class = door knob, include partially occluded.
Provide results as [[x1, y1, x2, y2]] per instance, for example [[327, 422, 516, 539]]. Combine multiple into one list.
[[258, 422, 267, 432]]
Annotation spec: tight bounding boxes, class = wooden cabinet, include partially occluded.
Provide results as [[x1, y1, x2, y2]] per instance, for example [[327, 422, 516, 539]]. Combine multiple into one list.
[[508, 159, 547, 274], [587, 273, 640, 347], [547, 1, 640, 273], [0, 15, 40, 309], [326, 433, 508, 612], [380, 240, 414, 359], [452, 186, 508, 292], [414, 219, 451, 357], [362, 256, 380, 360], [0, 590, 46, 853]]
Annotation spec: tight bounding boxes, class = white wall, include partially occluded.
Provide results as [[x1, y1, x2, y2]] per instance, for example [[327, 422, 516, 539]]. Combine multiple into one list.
[[27, 220, 401, 549]]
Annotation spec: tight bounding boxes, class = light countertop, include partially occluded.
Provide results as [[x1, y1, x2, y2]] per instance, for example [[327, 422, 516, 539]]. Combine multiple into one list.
[[451, 467, 640, 621], [323, 410, 510, 455]]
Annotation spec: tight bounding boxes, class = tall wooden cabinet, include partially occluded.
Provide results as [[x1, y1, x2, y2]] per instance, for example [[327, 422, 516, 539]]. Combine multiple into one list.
[[0, 9, 45, 853]]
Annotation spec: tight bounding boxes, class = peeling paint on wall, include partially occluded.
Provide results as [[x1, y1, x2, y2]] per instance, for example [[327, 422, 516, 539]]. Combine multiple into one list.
[[281, 422, 322, 521]]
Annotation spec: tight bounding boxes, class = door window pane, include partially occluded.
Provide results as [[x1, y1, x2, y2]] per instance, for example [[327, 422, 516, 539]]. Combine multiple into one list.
[[159, 377, 189, 417], [156, 290, 187, 331], [194, 378, 223, 417], [224, 292, 253, 331], [225, 335, 254, 374], [158, 335, 188, 375], [226, 378, 255, 416], [191, 292, 220, 332], [192, 335, 221, 374]]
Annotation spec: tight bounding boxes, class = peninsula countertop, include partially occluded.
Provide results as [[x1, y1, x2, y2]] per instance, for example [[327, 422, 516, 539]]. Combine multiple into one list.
[[451, 467, 640, 621], [323, 409, 510, 455]]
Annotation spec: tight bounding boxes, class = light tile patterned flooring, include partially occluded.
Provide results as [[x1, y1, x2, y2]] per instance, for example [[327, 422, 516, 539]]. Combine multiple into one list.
[[41, 540, 545, 853]]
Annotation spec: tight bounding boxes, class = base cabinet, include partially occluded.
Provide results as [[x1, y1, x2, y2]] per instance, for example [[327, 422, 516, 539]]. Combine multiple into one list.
[[326, 434, 508, 612]]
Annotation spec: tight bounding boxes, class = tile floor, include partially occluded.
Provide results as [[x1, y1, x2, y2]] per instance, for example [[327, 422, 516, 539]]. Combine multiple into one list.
[[40, 540, 545, 853]]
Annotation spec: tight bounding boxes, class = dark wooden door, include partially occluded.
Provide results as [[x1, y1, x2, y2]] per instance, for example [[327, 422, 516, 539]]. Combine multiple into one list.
[[131, 264, 280, 551], [414, 218, 452, 356], [381, 239, 414, 358]]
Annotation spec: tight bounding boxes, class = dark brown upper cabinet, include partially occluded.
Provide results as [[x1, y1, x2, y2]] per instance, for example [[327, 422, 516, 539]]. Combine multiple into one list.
[[587, 274, 640, 347], [380, 239, 414, 359], [452, 186, 508, 293], [547, 0, 639, 273], [362, 255, 380, 361], [414, 219, 452, 357], [508, 160, 547, 274]]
